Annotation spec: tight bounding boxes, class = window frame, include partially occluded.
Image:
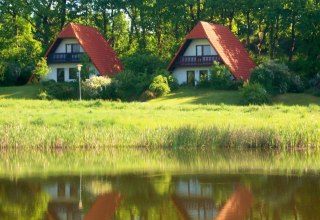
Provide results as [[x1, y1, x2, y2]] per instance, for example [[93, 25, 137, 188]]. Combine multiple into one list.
[[69, 68, 78, 80], [196, 45, 211, 56], [65, 43, 81, 53]]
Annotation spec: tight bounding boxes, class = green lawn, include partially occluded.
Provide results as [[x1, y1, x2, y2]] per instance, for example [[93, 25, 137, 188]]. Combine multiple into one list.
[[0, 85, 40, 99], [150, 87, 320, 106], [1, 85, 319, 106]]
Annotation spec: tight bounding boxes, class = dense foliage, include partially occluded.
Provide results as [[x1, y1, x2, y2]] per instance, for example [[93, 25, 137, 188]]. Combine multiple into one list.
[[149, 75, 171, 97], [0, 0, 319, 86], [40, 80, 78, 100], [250, 60, 304, 95], [241, 82, 270, 105], [197, 62, 243, 90]]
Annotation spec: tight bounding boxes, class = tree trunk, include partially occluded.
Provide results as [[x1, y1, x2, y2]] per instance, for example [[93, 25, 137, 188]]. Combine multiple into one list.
[[246, 10, 251, 47], [289, 12, 296, 62], [60, 0, 67, 30]]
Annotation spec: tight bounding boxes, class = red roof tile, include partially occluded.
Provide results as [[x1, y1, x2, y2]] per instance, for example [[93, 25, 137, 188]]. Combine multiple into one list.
[[168, 21, 256, 80], [46, 23, 123, 77]]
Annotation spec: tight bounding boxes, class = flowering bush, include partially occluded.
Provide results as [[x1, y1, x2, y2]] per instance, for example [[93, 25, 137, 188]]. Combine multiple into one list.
[[82, 76, 112, 99]]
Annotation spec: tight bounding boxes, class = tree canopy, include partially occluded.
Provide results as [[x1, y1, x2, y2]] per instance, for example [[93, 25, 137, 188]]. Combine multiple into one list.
[[0, 0, 319, 85]]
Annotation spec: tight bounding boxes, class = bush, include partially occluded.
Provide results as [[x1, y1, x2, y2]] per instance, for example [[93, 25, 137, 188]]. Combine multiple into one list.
[[149, 75, 171, 97], [113, 70, 152, 101], [210, 62, 237, 90], [37, 90, 51, 100], [33, 58, 50, 81], [309, 74, 320, 89], [196, 75, 211, 88], [82, 76, 111, 99], [166, 73, 179, 91], [241, 82, 270, 105], [139, 90, 156, 101], [307, 74, 320, 97], [288, 74, 305, 93], [100, 82, 118, 100], [250, 60, 291, 95], [122, 53, 167, 75], [41, 81, 78, 100]]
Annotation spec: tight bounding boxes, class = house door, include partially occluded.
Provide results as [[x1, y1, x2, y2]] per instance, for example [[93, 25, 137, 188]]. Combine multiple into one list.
[[187, 71, 195, 86], [57, 68, 65, 82]]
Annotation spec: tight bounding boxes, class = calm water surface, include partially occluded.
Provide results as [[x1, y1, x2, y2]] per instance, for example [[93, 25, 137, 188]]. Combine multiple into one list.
[[0, 173, 319, 220]]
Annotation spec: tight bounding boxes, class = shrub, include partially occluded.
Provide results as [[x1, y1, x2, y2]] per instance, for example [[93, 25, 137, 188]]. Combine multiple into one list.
[[100, 82, 118, 100], [139, 90, 156, 101], [307, 74, 320, 97], [122, 53, 167, 75], [166, 73, 179, 91], [209, 62, 235, 90], [33, 58, 50, 81], [149, 75, 171, 97], [196, 74, 211, 89], [41, 81, 78, 100], [82, 76, 111, 99], [37, 90, 51, 100], [309, 74, 320, 89], [241, 82, 270, 105], [250, 60, 291, 95], [288, 74, 305, 93], [113, 70, 152, 101]]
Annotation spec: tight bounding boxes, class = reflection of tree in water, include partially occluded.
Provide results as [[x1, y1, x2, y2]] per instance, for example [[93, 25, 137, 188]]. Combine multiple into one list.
[[111, 174, 180, 219], [0, 174, 319, 220], [0, 180, 50, 220], [242, 175, 320, 220]]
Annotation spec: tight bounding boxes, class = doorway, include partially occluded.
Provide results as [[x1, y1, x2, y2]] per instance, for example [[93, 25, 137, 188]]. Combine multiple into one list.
[[57, 68, 65, 82], [187, 71, 195, 86]]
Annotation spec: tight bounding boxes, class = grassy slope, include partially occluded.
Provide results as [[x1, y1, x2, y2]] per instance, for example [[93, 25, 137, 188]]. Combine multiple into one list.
[[0, 85, 40, 99], [1, 85, 320, 106], [150, 87, 320, 106]]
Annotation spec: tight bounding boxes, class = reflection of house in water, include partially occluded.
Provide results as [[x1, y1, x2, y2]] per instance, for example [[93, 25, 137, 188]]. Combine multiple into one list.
[[172, 179, 253, 220], [172, 179, 219, 220], [45, 182, 82, 220], [44, 180, 121, 220]]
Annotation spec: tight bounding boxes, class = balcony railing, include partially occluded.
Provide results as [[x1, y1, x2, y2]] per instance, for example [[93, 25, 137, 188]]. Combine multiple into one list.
[[174, 55, 221, 67], [47, 53, 84, 63]]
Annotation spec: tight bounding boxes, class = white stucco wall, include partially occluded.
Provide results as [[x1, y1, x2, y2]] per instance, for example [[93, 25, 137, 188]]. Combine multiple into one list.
[[173, 67, 211, 85], [183, 39, 217, 56], [45, 63, 100, 82], [55, 39, 84, 53]]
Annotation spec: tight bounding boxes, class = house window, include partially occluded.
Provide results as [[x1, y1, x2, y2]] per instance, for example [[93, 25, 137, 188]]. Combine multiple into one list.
[[196, 45, 211, 56], [199, 70, 208, 81], [57, 68, 65, 82], [187, 71, 195, 86], [66, 44, 81, 53], [58, 183, 66, 198], [69, 68, 78, 80]]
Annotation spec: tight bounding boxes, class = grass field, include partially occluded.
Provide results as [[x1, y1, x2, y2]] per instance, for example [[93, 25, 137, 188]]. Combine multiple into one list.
[[0, 85, 320, 177], [1, 85, 320, 106]]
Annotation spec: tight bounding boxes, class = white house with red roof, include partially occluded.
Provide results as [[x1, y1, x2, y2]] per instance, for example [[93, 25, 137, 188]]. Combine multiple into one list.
[[167, 21, 256, 86], [44, 23, 123, 82]]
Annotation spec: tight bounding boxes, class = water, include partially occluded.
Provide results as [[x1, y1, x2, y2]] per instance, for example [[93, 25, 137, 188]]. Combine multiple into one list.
[[0, 173, 319, 220]]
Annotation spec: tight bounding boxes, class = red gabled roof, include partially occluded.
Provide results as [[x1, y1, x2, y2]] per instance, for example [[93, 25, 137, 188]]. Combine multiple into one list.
[[168, 21, 256, 80], [84, 192, 122, 220], [45, 23, 123, 77]]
